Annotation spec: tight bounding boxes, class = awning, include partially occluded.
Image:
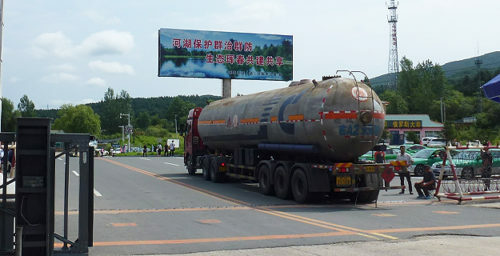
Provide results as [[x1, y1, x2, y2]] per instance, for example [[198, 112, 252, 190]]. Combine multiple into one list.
[[481, 74, 500, 103]]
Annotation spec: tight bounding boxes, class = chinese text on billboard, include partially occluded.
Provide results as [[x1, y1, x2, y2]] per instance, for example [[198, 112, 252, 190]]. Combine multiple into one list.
[[158, 28, 293, 81]]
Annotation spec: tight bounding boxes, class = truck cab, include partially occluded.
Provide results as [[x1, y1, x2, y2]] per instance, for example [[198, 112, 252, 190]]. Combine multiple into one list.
[[184, 107, 205, 174]]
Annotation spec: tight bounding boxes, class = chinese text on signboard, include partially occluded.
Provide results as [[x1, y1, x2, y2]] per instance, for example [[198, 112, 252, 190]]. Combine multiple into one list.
[[385, 120, 422, 129], [158, 28, 293, 81]]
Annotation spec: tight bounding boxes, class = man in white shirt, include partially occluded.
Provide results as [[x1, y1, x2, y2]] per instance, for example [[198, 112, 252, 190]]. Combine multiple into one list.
[[396, 145, 413, 194]]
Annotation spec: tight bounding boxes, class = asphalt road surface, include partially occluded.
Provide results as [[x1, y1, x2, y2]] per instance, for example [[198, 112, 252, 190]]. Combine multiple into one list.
[[52, 156, 500, 255]]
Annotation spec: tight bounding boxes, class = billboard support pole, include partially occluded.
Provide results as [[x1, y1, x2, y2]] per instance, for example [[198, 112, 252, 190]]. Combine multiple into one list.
[[222, 79, 231, 99]]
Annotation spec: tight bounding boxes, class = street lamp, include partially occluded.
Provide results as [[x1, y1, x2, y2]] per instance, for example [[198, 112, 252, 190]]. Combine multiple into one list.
[[118, 125, 124, 147], [120, 113, 131, 152]]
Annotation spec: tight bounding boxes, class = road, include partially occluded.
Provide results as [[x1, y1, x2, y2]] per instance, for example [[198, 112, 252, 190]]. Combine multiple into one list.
[[52, 156, 500, 255]]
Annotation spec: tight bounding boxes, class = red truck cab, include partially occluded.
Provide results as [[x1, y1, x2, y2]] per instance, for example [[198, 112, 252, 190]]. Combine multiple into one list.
[[184, 107, 205, 174]]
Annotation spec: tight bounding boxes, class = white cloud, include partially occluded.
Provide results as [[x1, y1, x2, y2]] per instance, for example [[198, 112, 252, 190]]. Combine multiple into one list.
[[33, 31, 74, 58], [49, 63, 76, 72], [83, 10, 121, 25], [50, 98, 96, 107], [88, 60, 134, 75], [33, 30, 134, 58], [9, 77, 20, 83], [79, 30, 134, 56], [41, 72, 79, 84], [86, 77, 107, 87]]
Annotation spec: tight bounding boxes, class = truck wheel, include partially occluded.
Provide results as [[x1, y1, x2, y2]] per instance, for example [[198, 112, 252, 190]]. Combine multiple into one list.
[[210, 157, 224, 183], [202, 157, 211, 180], [274, 166, 290, 199], [461, 166, 474, 179], [258, 165, 274, 195], [414, 164, 424, 176], [291, 168, 310, 203], [350, 190, 379, 203], [187, 155, 196, 175]]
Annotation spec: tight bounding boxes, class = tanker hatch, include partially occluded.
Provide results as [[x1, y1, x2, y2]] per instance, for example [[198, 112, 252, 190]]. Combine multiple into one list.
[[359, 110, 373, 125]]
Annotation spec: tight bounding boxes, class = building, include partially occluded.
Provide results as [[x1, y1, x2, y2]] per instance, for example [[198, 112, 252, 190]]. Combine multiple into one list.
[[385, 114, 444, 144]]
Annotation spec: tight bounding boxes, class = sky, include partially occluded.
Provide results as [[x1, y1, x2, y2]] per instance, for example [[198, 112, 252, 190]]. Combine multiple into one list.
[[1, 0, 499, 109]]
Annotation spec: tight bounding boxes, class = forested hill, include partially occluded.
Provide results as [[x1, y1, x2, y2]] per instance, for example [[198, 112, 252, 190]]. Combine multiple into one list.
[[370, 51, 500, 87], [35, 94, 221, 121]]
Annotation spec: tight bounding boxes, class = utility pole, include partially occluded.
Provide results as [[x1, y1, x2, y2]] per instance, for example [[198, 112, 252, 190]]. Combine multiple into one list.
[[475, 57, 483, 113], [118, 125, 124, 148], [120, 113, 131, 152], [174, 114, 178, 136]]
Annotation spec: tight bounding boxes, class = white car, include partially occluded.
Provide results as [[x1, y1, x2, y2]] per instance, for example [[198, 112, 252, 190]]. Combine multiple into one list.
[[427, 138, 446, 147], [421, 137, 438, 146]]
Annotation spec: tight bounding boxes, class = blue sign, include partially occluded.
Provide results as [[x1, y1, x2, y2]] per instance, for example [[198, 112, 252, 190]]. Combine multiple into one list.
[[158, 28, 293, 81]]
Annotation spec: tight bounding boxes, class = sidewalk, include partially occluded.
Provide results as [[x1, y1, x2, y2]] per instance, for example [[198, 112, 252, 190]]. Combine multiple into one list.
[[159, 235, 500, 256]]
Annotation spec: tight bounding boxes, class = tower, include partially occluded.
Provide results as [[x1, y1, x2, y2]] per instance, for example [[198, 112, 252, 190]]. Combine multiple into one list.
[[387, 0, 399, 90]]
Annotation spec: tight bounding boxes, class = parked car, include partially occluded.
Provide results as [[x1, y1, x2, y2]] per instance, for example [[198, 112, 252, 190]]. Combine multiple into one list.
[[432, 149, 500, 179], [411, 148, 449, 176], [359, 146, 400, 162], [421, 137, 438, 146], [404, 144, 427, 155], [427, 138, 447, 147]]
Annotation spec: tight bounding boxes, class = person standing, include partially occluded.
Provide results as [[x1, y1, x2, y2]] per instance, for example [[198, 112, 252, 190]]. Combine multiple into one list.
[[164, 143, 169, 156], [480, 147, 493, 190], [169, 140, 175, 157], [396, 145, 413, 194], [414, 165, 436, 199], [142, 145, 147, 157]]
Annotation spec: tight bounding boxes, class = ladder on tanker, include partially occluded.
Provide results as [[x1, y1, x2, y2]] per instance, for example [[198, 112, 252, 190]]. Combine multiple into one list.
[[336, 70, 378, 145]]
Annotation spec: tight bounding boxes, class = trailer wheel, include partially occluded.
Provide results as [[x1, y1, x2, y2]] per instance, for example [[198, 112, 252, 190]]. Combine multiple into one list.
[[291, 168, 310, 203], [274, 166, 290, 199], [258, 165, 274, 195], [210, 157, 224, 183], [202, 157, 211, 180], [187, 155, 196, 175]]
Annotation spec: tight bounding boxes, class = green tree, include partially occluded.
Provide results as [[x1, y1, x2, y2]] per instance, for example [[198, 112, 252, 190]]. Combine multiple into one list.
[[166, 97, 195, 130], [18, 94, 36, 117], [100, 88, 131, 134], [53, 104, 101, 135], [135, 112, 151, 129], [1, 98, 21, 131], [380, 90, 408, 114]]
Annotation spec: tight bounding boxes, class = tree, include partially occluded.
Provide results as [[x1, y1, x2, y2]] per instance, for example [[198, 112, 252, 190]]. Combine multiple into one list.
[[1, 98, 21, 131], [18, 95, 36, 117], [53, 104, 101, 135], [100, 88, 132, 134], [135, 112, 151, 129], [380, 90, 408, 114], [166, 97, 195, 131]]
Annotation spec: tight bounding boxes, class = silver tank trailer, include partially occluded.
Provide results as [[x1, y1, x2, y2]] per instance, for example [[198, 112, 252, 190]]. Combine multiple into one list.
[[197, 77, 385, 162]]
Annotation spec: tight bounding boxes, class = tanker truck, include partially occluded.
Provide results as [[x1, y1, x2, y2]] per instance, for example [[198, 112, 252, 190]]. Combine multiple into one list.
[[183, 72, 400, 203]]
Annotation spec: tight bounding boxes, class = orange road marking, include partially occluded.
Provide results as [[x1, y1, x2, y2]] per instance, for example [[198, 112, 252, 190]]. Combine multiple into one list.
[[433, 211, 459, 215], [369, 223, 500, 234], [371, 213, 397, 217], [56, 206, 253, 216], [111, 223, 137, 227], [98, 158, 392, 240], [54, 231, 351, 247], [197, 219, 221, 224]]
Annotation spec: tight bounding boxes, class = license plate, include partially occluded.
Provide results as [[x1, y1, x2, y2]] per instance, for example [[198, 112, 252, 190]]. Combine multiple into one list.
[[336, 176, 352, 187], [218, 166, 227, 172], [365, 166, 375, 173]]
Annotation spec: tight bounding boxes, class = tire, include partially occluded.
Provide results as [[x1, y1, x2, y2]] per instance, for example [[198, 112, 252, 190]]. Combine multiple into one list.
[[187, 155, 196, 175], [202, 157, 211, 180], [461, 166, 474, 179], [291, 168, 310, 203], [258, 164, 274, 195], [274, 166, 291, 199], [210, 157, 224, 183], [414, 164, 425, 176], [350, 190, 380, 203]]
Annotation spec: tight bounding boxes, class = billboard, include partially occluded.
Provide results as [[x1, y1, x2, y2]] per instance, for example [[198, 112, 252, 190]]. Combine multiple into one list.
[[158, 28, 293, 81]]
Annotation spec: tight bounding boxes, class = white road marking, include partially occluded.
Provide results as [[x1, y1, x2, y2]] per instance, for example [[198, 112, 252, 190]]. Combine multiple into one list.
[[93, 189, 102, 197], [72, 171, 80, 177], [164, 162, 180, 167], [140, 158, 151, 161]]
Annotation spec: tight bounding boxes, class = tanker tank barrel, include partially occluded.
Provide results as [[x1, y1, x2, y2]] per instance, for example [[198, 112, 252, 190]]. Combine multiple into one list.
[[258, 143, 318, 153]]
